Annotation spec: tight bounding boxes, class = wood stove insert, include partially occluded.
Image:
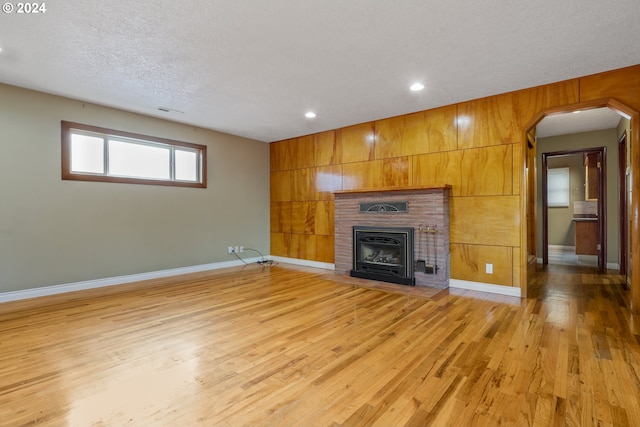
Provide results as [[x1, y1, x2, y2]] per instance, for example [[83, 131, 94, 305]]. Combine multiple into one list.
[[350, 225, 415, 286]]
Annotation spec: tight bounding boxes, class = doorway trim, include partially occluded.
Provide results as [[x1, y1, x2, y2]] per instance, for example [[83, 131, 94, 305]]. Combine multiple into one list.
[[522, 98, 639, 314]]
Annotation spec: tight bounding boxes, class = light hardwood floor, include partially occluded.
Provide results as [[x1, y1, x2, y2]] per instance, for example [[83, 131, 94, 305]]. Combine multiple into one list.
[[0, 263, 638, 426]]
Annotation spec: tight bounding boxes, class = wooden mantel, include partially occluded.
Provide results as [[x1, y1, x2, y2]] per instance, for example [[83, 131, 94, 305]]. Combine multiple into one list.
[[334, 185, 452, 195]]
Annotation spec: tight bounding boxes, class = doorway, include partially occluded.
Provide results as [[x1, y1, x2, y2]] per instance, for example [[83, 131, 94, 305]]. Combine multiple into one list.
[[523, 99, 638, 311], [541, 147, 606, 271]]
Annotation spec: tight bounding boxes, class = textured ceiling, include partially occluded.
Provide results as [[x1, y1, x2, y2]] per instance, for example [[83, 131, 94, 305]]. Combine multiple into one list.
[[1, 0, 639, 142]]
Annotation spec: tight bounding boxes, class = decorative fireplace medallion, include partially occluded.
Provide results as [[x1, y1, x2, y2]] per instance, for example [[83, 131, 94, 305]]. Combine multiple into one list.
[[359, 201, 408, 213]]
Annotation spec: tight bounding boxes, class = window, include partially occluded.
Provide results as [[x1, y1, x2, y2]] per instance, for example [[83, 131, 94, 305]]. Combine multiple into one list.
[[61, 121, 206, 188], [547, 167, 570, 207]]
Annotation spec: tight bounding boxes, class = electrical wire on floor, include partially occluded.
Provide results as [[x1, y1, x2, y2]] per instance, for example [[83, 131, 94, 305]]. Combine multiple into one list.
[[231, 248, 275, 266], [244, 247, 274, 265]]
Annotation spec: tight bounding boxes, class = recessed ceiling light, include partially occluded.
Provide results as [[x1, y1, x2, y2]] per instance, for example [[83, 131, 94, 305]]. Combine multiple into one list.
[[410, 83, 425, 91], [305, 112, 317, 119]]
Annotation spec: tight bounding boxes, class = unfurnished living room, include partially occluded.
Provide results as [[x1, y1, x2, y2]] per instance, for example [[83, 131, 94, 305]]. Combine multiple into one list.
[[1, 1, 640, 426]]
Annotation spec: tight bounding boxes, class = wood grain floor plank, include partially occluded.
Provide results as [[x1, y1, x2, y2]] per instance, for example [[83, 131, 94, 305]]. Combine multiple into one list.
[[0, 263, 638, 426]]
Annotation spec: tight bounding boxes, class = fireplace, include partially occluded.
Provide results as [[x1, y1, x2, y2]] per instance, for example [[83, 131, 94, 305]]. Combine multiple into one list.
[[350, 225, 415, 286], [334, 187, 451, 289]]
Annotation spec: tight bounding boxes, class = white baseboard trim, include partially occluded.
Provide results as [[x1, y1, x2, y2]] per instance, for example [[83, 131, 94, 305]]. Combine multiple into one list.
[[269, 256, 335, 271], [2, 258, 527, 303], [535, 258, 620, 270], [548, 245, 576, 251], [449, 279, 522, 298], [0, 258, 261, 304]]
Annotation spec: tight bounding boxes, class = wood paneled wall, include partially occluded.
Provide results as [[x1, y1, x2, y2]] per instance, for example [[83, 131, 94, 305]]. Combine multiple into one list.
[[270, 64, 640, 290]]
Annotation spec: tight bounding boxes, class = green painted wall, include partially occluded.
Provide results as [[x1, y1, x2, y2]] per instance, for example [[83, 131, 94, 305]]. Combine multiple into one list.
[[0, 84, 270, 292]]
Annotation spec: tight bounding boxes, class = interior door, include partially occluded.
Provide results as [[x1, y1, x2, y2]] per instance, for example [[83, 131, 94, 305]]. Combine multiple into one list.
[[618, 132, 628, 279], [592, 150, 607, 272]]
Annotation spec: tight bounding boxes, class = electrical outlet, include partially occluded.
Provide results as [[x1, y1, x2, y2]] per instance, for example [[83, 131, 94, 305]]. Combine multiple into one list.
[[486, 263, 493, 274], [234, 246, 239, 254], [239, 246, 244, 253], [228, 246, 234, 254]]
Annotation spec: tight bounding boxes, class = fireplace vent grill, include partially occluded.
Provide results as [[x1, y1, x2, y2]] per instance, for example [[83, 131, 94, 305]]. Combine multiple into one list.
[[359, 201, 408, 213]]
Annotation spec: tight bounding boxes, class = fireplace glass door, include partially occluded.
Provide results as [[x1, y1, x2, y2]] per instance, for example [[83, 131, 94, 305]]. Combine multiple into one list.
[[351, 226, 415, 285]]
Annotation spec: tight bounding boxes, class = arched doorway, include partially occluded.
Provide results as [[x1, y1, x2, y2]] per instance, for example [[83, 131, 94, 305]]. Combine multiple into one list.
[[522, 98, 639, 314]]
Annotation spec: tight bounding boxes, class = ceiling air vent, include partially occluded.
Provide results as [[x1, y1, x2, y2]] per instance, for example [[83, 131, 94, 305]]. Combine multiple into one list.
[[359, 201, 408, 213]]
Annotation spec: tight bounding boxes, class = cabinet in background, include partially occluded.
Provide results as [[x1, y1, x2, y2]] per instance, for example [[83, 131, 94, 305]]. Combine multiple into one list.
[[584, 153, 599, 201], [574, 219, 598, 255]]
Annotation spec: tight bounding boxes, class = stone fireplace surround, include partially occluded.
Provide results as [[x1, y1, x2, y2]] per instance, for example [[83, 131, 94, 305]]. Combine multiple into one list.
[[334, 186, 451, 289]]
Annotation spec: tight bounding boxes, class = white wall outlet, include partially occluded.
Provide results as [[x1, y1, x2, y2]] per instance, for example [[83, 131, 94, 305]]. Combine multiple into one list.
[[486, 263, 493, 274], [239, 246, 244, 253], [234, 246, 239, 254], [228, 246, 234, 254]]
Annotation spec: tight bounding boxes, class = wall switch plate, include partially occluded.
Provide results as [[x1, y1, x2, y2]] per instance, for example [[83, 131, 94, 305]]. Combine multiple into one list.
[[486, 263, 493, 274]]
